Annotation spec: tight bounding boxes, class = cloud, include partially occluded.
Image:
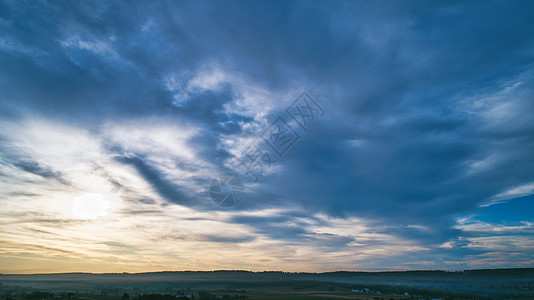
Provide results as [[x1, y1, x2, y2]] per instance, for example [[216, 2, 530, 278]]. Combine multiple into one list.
[[0, 0, 533, 272], [484, 182, 534, 206]]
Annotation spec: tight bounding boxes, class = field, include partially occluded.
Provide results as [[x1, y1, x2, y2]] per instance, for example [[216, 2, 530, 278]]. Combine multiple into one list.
[[1, 269, 534, 300]]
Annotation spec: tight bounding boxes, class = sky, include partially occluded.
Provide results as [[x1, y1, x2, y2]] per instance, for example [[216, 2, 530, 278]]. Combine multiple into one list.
[[0, 0, 533, 274]]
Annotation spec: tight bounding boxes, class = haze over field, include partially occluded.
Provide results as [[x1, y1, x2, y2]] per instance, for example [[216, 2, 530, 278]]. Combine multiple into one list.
[[1, 1, 534, 274], [1, 269, 533, 299]]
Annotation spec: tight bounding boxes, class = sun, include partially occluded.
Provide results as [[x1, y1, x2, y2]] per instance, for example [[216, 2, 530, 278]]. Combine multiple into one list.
[[73, 193, 109, 219]]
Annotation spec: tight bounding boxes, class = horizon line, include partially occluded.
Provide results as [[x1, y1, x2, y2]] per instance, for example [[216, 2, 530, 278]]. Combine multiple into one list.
[[2, 267, 533, 276]]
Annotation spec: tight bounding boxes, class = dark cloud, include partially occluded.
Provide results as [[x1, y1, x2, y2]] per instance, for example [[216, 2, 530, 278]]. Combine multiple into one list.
[[114, 155, 194, 206], [13, 160, 69, 185], [0, 141, 70, 185], [201, 234, 256, 244]]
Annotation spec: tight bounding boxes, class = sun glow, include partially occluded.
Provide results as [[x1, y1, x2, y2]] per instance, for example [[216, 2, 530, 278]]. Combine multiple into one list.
[[73, 193, 109, 219]]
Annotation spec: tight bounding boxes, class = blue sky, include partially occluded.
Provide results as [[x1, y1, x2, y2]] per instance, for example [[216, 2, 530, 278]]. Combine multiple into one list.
[[0, 0, 533, 273]]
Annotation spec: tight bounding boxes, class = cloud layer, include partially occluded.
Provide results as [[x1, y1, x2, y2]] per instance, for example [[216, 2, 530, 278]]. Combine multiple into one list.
[[1, 0, 533, 272]]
